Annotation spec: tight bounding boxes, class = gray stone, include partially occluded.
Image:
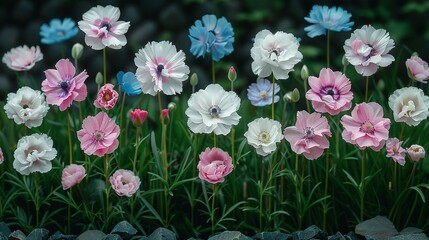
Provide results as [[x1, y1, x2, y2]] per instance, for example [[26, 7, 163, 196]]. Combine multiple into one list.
[[9, 230, 26, 240], [252, 232, 292, 240], [148, 228, 176, 240], [399, 227, 423, 235], [292, 225, 327, 240], [355, 216, 398, 240], [77, 230, 106, 240], [0, 222, 11, 237], [102, 234, 123, 240], [344, 232, 360, 240], [0, 232, 7, 240], [329, 232, 346, 240], [26, 228, 49, 240], [388, 233, 429, 240], [208, 231, 252, 240], [48, 231, 77, 240], [110, 221, 137, 239]]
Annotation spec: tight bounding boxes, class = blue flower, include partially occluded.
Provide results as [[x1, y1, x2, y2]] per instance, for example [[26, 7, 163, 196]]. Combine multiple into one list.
[[117, 71, 142, 96], [189, 14, 234, 62], [40, 18, 79, 45], [247, 79, 280, 107], [304, 5, 354, 38]]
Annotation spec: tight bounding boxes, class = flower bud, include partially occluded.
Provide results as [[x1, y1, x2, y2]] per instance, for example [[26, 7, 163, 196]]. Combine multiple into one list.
[[0, 147, 4, 164], [407, 144, 425, 162], [228, 66, 237, 82], [376, 79, 385, 91], [130, 109, 148, 128], [190, 73, 198, 87], [161, 109, 169, 125], [168, 102, 176, 111], [95, 72, 103, 85], [342, 55, 349, 67], [71, 43, 84, 60], [284, 88, 300, 103], [300, 65, 309, 81]]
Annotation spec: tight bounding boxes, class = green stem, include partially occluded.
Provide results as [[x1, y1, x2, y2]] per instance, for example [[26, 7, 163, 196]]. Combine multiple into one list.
[[103, 48, 107, 84], [323, 148, 330, 231], [119, 92, 126, 158], [260, 157, 265, 231], [133, 127, 141, 173], [211, 184, 217, 234], [104, 154, 110, 227], [303, 74, 310, 112], [66, 110, 73, 165], [327, 30, 330, 68], [360, 149, 367, 221], [406, 162, 417, 187], [271, 75, 276, 120], [157, 92, 169, 222], [35, 174, 40, 227], [365, 76, 369, 102], [213, 133, 217, 148], [212, 60, 215, 84]]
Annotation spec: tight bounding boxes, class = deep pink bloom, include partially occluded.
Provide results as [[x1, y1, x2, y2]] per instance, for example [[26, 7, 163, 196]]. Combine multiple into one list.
[[284, 111, 331, 160], [2, 45, 43, 71], [386, 138, 406, 166], [62, 164, 86, 190], [0, 147, 4, 164], [77, 112, 120, 157], [341, 102, 390, 151], [110, 169, 141, 197], [42, 59, 88, 111], [407, 144, 425, 162], [94, 83, 118, 110], [198, 147, 234, 184], [406, 55, 429, 83], [306, 68, 353, 115], [130, 109, 148, 128]]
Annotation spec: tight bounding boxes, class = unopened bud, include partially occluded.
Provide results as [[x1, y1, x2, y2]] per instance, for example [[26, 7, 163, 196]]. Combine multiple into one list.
[[130, 109, 148, 128], [342, 55, 349, 67], [190, 73, 198, 87], [71, 43, 84, 60], [300, 65, 309, 81], [228, 66, 237, 82], [95, 72, 103, 85], [376, 79, 385, 91], [161, 109, 169, 125], [284, 88, 300, 103], [168, 102, 176, 111]]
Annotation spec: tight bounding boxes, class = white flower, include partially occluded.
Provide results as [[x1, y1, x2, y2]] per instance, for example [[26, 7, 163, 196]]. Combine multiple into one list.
[[344, 25, 395, 76], [2, 45, 43, 71], [185, 84, 240, 135], [244, 118, 283, 156], [250, 29, 303, 80], [78, 5, 130, 50], [135, 41, 190, 96], [13, 133, 57, 175], [388, 87, 429, 126], [4, 86, 50, 128]]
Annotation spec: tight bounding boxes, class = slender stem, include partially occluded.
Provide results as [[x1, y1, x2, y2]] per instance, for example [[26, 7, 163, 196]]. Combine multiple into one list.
[[104, 154, 110, 226], [303, 75, 310, 112], [300, 159, 307, 191], [211, 184, 217, 234], [327, 30, 330, 68], [365, 76, 369, 102], [68, 190, 71, 233], [360, 149, 367, 221], [119, 92, 126, 158], [133, 127, 141, 173], [231, 127, 235, 166], [260, 157, 265, 231], [212, 60, 215, 84], [157, 92, 169, 222], [271, 75, 275, 120], [66, 110, 73, 165], [213, 133, 217, 148], [323, 147, 330, 231], [406, 162, 417, 187], [399, 123, 406, 141], [103, 48, 107, 84], [191, 133, 198, 226], [35, 174, 40, 227]]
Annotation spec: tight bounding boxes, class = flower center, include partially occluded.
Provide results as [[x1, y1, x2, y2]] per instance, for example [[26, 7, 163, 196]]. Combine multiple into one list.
[[56, 30, 65, 37], [60, 81, 69, 90], [99, 21, 111, 31], [157, 64, 164, 73], [304, 127, 314, 139], [260, 91, 268, 100], [103, 93, 112, 101], [208, 105, 221, 117], [360, 121, 374, 133], [93, 130, 105, 141], [258, 131, 270, 144], [22, 104, 29, 109], [327, 89, 334, 96]]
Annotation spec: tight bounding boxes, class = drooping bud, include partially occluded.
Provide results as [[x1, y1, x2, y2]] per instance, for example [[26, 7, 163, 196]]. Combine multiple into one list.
[[168, 102, 176, 111], [130, 109, 148, 128], [300, 65, 309, 81], [342, 55, 349, 67], [95, 72, 103, 85], [228, 66, 237, 82], [284, 88, 300, 103], [71, 43, 84, 60]]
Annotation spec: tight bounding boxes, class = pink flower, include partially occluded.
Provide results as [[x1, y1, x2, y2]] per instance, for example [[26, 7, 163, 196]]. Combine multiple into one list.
[[284, 111, 331, 160], [197, 147, 234, 184], [110, 169, 141, 197], [306, 68, 353, 115], [341, 102, 391, 151], [42, 59, 89, 111], [130, 109, 148, 128], [94, 83, 118, 110], [406, 55, 429, 83], [407, 144, 425, 162], [2, 45, 43, 71], [62, 164, 86, 190], [78, 5, 130, 50], [77, 112, 120, 157], [0, 147, 4, 164], [386, 138, 406, 166]]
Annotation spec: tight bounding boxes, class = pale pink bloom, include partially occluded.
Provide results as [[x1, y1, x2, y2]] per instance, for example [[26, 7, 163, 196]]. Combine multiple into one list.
[[341, 102, 391, 151], [306, 68, 353, 115], [386, 138, 406, 166], [42, 59, 88, 111], [77, 112, 120, 157], [406, 55, 429, 83], [0, 148, 4, 164], [110, 169, 141, 197], [198, 147, 234, 184], [284, 111, 331, 160], [344, 25, 395, 76], [62, 164, 86, 190], [407, 144, 425, 162], [130, 109, 148, 128], [2, 45, 43, 71], [94, 83, 118, 110], [78, 5, 130, 50]]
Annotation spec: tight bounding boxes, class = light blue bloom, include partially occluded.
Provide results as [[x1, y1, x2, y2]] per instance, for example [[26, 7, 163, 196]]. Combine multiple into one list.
[[247, 79, 280, 107], [40, 18, 79, 45], [189, 14, 234, 62], [117, 71, 142, 96], [304, 5, 354, 38]]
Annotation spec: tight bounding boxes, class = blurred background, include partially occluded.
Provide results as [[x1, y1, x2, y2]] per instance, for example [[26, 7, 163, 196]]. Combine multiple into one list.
[[1, 0, 429, 100]]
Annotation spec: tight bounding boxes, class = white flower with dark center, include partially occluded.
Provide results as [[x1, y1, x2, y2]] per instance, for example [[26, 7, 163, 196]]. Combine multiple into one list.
[[4, 86, 50, 128], [251, 29, 303, 80], [388, 87, 429, 126], [135, 41, 190, 96], [13, 133, 57, 175], [185, 84, 240, 135], [244, 118, 283, 156]]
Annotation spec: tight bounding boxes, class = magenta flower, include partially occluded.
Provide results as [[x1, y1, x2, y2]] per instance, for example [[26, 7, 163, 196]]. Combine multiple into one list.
[[341, 102, 391, 151], [386, 138, 406, 166], [2, 45, 43, 71], [407, 144, 425, 162], [94, 83, 118, 110], [110, 169, 141, 197], [406, 55, 429, 83], [306, 68, 353, 115], [197, 147, 234, 184], [77, 112, 120, 157], [130, 109, 148, 128], [284, 111, 331, 160], [42, 59, 88, 111], [62, 164, 86, 190]]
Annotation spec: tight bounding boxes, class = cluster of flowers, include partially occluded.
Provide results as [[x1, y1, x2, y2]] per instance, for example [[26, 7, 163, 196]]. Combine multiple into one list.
[[1, 4, 428, 197]]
